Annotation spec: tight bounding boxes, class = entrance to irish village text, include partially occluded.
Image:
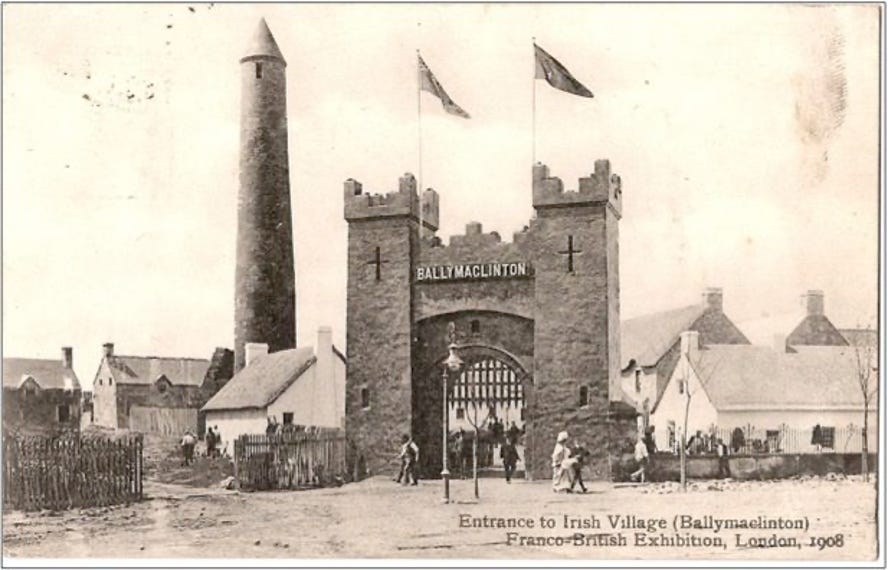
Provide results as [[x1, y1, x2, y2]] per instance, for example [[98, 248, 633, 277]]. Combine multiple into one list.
[[412, 342, 532, 481]]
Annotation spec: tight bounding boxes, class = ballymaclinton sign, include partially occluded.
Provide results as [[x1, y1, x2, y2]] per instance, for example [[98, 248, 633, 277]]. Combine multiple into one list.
[[415, 262, 533, 283]]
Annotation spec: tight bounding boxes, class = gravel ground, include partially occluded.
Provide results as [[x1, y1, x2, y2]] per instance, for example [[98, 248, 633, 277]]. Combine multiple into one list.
[[2, 474, 878, 561]]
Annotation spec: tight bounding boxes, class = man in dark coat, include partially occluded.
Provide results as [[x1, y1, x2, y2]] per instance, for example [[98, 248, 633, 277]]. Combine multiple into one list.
[[500, 436, 521, 483]]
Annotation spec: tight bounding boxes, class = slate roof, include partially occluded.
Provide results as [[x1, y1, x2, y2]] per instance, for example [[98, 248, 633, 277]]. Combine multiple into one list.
[[106, 355, 211, 387], [621, 304, 705, 369], [692, 344, 870, 409], [786, 315, 849, 347], [3, 358, 80, 391], [840, 328, 878, 348], [202, 347, 316, 412]]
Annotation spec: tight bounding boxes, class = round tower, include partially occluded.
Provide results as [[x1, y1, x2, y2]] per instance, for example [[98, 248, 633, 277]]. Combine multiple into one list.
[[234, 18, 296, 371]]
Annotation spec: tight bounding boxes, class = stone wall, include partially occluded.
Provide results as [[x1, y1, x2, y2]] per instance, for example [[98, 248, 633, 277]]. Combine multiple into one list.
[[2, 388, 82, 436], [614, 452, 878, 481], [529, 161, 623, 480], [344, 211, 417, 477]]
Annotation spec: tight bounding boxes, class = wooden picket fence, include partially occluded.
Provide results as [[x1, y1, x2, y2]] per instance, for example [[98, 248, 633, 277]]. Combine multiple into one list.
[[3, 434, 143, 511], [234, 429, 346, 491]]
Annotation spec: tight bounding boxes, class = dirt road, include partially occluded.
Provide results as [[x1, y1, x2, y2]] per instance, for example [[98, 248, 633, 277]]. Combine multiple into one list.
[[3, 475, 878, 561]]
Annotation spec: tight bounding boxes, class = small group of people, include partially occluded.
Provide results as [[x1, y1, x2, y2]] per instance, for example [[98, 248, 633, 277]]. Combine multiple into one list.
[[180, 426, 224, 466], [205, 425, 223, 458], [551, 431, 591, 493]]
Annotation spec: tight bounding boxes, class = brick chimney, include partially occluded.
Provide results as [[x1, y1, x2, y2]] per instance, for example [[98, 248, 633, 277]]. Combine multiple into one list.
[[680, 330, 700, 361], [102, 342, 114, 358], [61, 346, 73, 369], [803, 290, 824, 316], [244, 342, 269, 367], [702, 287, 723, 313]]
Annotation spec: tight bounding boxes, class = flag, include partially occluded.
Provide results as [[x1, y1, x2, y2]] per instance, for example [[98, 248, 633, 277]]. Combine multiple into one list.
[[534, 43, 594, 98], [418, 54, 471, 119]]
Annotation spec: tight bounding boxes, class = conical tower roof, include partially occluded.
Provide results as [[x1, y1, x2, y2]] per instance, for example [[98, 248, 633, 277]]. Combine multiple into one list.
[[241, 18, 286, 65]]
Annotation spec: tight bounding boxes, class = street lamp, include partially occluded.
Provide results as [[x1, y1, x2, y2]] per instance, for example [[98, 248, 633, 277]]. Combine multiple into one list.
[[442, 340, 463, 503]]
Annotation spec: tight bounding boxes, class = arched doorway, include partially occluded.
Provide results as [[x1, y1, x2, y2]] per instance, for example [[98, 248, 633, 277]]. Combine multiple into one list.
[[413, 343, 532, 479]]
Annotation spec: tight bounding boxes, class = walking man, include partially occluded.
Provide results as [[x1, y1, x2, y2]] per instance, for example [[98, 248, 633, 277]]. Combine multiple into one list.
[[180, 430, 196, 466], [395, 434, 420, 485], [500, 436, 521, 483]]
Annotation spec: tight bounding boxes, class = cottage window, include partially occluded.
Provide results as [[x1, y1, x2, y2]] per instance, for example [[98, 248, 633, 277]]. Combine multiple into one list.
[[678, 379, 685, 395], [456, 408, 465, 420], [57, 404, 70, 423], [282, 412, 294, 425], [98, 379, 103, 386], [821, 427, 836, 449], [109, 377, 113, 386], [634, 369, 642, 393]]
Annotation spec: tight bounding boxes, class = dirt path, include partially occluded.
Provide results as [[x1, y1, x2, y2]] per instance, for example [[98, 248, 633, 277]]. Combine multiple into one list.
[[3, 475, 878, 560]]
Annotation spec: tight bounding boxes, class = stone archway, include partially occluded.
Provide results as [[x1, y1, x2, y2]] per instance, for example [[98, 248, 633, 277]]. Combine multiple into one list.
[[412, 341, 534, 479]]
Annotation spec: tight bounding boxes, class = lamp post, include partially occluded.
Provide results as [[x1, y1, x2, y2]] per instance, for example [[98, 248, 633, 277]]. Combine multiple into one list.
[[442, 339, 463, 503]]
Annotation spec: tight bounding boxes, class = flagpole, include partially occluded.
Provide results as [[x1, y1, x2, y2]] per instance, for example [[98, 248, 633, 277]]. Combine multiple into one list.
[[417, 49, 424, 237], [532, 37, 537, 167]]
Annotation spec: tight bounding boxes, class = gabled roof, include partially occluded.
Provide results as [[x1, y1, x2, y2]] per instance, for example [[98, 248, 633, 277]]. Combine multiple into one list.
[[202, 347, 316, 412], [105, 355, 210, 387], [3, 358, 80, 391], [621, 304, 704, 369], [840, 328, 878, 348], [691, 344, 870, 410], [786, 315, 849, 347]]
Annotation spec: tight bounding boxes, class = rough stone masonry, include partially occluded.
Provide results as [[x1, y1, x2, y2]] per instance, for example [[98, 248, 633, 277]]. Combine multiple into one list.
[[344, 160, 637, 481]]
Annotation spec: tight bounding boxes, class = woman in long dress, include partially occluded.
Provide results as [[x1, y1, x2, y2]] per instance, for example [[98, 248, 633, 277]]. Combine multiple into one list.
[[551, 431, 576, 492]]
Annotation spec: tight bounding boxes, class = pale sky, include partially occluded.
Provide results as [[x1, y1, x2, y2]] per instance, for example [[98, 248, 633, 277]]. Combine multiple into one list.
[[2, 4, 881, 386]]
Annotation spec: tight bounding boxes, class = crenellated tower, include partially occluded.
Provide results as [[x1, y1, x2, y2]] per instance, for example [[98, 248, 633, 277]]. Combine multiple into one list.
[[529, 160, 625, 478], [343, 174, 439, 474], [234, 18, 296, 371]]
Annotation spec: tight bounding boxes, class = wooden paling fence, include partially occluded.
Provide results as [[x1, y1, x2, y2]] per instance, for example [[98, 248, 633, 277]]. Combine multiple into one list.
[[3, 435, 143, 511], [234, 429, 346, 491]]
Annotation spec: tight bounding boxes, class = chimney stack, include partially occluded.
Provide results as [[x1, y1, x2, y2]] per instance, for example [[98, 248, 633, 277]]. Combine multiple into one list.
[[680, 330, 700, 361], [245, 342, 269, 367], [773, 334, 788, 353], [102, 343, 114, 358], [702, 287, 723, 313], [803, 290, 824, 316], [61, 347, 73, 369]]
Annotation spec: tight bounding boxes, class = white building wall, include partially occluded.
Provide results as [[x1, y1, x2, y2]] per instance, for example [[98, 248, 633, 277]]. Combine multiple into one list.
[[92, 360, 118, 428], [620, 366, 658, 414], [204, 408, 266, 456], [267, 348, 346, 430], [650, 353, 718, 451]]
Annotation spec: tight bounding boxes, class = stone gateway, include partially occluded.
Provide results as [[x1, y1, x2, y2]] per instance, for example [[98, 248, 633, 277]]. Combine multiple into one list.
[[343, 161, 636, 480]]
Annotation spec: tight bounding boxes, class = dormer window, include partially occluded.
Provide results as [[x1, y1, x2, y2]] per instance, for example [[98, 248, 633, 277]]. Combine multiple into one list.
[[155, 375, 172, 393]]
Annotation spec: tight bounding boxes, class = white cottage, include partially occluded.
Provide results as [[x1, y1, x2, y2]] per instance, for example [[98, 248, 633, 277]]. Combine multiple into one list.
[[201, 327, 346, 454], [650, 331, 878, 454]]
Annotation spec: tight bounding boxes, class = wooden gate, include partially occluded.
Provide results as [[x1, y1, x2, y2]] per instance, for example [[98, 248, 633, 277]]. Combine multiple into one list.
[[129, 406, 197, 436], [234, 429, 346, 490]]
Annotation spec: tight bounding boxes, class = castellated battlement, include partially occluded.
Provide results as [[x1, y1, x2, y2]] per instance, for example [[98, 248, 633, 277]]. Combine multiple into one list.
[[419, 221, 531, 266], [343, 173, 440, 230], [532, 160, 622, 218]]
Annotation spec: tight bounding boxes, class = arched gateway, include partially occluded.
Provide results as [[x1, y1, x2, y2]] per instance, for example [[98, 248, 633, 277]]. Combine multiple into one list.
[[343, 161, 636, 480]]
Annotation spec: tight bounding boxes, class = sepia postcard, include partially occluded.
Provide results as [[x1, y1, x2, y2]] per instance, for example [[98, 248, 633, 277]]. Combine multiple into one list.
[[1, 2, 883, 565]]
